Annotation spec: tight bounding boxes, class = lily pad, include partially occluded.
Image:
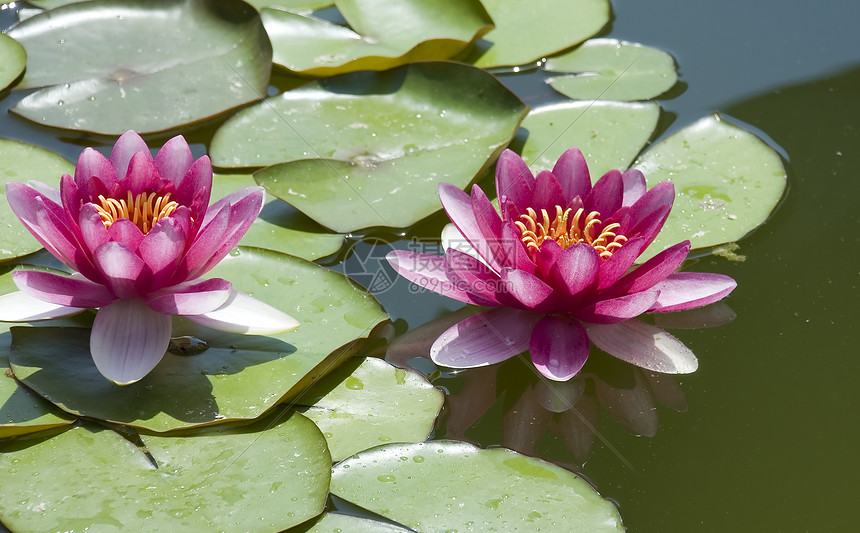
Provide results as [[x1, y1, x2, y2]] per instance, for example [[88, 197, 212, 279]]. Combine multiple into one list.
[[247, 0, 333, 12], [0, 33, 26, 92], [214, 173, 344, 260], [469, 0, 610, 68], [8, 0, 272, 135], [0, 139, 75, 261], [9, 247, 387, 433], [0, 354, 75, 439], [519, 100, 661, 177], [545, 39, 678, 101], [211, 62, 526, 231], [300, 513, 412, 532], [633, 114, 787, 260], [263, 0, 492, 76], [0, 411, 330, 531], [294, 357, 443, 461], [331, 441, 623, 531]]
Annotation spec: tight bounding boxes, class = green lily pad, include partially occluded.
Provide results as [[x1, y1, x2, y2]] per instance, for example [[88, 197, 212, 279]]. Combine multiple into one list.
[[0, 139, 75, 262], [9, 247, 388, 433], [633, 114, 787, 260], [0, 411, 330, 531], [214, 173, 344, 260], [545, 39, 678, 101], [8, 0, 272, 135], [519, 100, 661, 177], [247, 0, 333, 12], [211, 62, 526, 231], [0, 33, 26, 92], [263, 0, 492, 76], [331, 441, 623, 531], [295, 357, 443, 461], [0, 354, 75, 439], [300, 513, 412, 532], [469, 0, 610, 68]]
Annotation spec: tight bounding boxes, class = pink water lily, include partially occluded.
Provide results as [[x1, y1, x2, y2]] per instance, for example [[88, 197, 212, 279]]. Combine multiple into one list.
[[0, 131, 298, 385], [387, 148, 736, 381]]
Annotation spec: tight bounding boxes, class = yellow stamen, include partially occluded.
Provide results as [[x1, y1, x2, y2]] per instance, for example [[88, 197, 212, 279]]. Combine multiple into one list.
[[94, 191, 179, 234], [514, 205, 628, 261]]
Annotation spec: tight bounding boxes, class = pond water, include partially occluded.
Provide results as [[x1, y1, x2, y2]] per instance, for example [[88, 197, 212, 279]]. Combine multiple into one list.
[[2, 1, 859, 531]]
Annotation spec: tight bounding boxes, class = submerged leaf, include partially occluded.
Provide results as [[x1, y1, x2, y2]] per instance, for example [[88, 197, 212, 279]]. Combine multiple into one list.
[[263, 0, 493, 76], [8, 0, 272, 134], [634, 114, 787, 259], [545, 38, 678, 101]]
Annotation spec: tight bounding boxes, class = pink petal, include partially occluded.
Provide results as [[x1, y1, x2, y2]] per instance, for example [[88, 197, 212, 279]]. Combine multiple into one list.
[[621, 169, 647, 207], [93, 241, 150, 298], [627, 180, 675, 230], [574, 290, 659, 324], [430, 307, 541, 368], [596, 234, 649, 290], [139, 217, 187, 288], [6, 183, 76, 266], [613, 240, 691, 295], [12, 271, 116, 308], [186, 290, 299, 334], [386, 250, 490, 305], [78, 203, 111, 255], [551, 147, 591, 201], [530, 170, 565, 214], [546, 243, 599, 300], [469, 185, 505, 271], [529, 316, 590, 381], [585, 320, 698, 373], [175, 155, 212, 208], [438, 183, 493, 264], [110, 131, 151, 179], [501, 268, 555, 312], [585, 169, 623, 217], [90, 298, 171, 385], [107, 219, 145, 251], [154, 135, 193, 184], [75, 147, 117, 191], [648, 272, 737, 312], [0, 291, 86, 321], [444, 249, 502, 306], [186, 187, 264, 278], [495, 149, 535, 210], [145, 278, 233, 315], [32, 197, 98, 279], [182, 201, 230, 278], [123, 152, 158, 196], [498, 222, 536, 274]]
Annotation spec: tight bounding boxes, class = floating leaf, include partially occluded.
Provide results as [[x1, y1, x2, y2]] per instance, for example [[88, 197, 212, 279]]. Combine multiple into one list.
[[633, 114, 787, 260], [469, 0, 610, 68], [0, 33, 26, 92], [295, 357, 443, 461], [247, 0, 333, 12], [519, 100, 660, 177], [0, 139, 75, 261], [545, 38, 678, 101], [331, 441, 623, 531], [214, 173, 344, 260], [211, 62, 526, 231], [9, 247, 387, 432], [263, 0, 492, 76], [300, 512, 412, 533], [0, 354, 75, 439], [8, 0, 272, 134], [0, 411, 330, 531]]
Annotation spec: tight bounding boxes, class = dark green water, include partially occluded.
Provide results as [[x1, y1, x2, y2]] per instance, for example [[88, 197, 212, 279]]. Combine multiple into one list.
[[2, 1, 859, 531]]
